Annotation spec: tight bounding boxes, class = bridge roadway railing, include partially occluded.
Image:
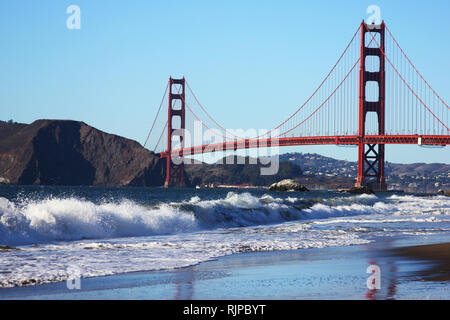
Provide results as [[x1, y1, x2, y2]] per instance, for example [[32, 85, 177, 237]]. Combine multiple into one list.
[[160, 134, 450, 158]]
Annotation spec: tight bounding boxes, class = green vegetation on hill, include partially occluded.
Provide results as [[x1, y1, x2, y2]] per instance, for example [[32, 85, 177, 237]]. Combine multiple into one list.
[[184, 155, 303, 186]]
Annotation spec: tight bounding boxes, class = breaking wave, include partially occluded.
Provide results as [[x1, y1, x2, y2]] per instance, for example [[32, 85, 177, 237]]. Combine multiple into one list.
[[1, 191, 449, 288], [0, 192, 448, 246]]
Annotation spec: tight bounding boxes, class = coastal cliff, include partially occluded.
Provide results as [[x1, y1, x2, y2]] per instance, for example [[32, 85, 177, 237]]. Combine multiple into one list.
[[0, 120, 165, 186]]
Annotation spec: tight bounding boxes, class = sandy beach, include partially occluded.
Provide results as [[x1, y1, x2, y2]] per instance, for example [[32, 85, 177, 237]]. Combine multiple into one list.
[[1, 235, 449, 300], [392, 242, 450, 282]]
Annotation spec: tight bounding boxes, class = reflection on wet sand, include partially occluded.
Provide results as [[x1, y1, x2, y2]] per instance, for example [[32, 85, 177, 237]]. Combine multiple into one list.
[[174, 268, 195, 300], [366, 261, 398, 300]]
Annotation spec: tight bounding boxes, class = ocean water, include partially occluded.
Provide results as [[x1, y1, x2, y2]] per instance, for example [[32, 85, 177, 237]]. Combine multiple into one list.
[[0, 185, 449, 288]]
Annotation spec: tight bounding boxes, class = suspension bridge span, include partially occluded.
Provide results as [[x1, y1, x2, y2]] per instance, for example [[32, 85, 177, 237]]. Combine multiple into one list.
[[144, 21, 449, 189]]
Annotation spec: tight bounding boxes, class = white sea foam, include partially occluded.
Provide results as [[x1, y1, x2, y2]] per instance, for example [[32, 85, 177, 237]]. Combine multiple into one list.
[[1, 192, 449, 246], [0, 197, 198, 245], [0, 192, 449, 287], [0, 224, 369, 288]]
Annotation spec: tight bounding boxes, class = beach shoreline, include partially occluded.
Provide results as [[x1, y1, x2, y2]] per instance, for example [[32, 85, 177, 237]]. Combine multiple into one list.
[[1, 235, 449, 300], [391, 242, 450, 282]]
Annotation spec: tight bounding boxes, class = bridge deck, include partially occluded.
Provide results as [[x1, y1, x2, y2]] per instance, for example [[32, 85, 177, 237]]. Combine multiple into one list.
[[160, 134, 449, 157]]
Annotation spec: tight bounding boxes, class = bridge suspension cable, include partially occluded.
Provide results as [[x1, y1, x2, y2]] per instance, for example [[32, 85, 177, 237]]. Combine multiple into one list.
[[183, 24, 362, 141], [364, 23, 449, 132], [143, 80, 169, 148], [385, 25, 449, 110], [147, 21, 449, 161], [154, 120, 168, 151]]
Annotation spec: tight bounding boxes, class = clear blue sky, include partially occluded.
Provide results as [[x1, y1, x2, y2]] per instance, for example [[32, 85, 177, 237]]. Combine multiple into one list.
[[0, 0, 449, 164]]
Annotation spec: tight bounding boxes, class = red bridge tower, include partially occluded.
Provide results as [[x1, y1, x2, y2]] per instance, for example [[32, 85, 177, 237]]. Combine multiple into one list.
[[356, 21, 387, 190], [164, 77, 186, 187]]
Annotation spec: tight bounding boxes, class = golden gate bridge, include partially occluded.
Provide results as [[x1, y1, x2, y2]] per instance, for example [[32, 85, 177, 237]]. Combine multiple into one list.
[[144, 21, 449, 189]]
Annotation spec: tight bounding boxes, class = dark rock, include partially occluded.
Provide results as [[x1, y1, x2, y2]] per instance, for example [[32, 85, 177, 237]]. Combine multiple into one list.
[[0, 245, 20, 251], [0, 120, 166, 186], [268, 179, 309, 192], [340, 186, 375, 194]]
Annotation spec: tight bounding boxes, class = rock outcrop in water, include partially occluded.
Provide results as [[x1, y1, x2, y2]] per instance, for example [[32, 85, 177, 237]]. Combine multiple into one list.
[[339, 186, 375, 195], [0, 120, 165, 186], [268, 179, 309, 192]]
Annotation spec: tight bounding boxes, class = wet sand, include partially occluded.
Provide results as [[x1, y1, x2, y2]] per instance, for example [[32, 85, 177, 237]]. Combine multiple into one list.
[[392, 243, 450, 281], [1, 236, 449, 300]]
